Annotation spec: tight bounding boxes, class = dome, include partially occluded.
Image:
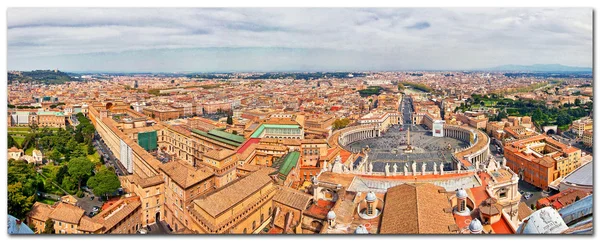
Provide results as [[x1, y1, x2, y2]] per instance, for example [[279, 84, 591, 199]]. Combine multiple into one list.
[[469, 218, 483, 233], [456, 189, 468, 199], [365, 191, 377, 202], [354, 225, 369, 234], [327, 211, 336, 220]]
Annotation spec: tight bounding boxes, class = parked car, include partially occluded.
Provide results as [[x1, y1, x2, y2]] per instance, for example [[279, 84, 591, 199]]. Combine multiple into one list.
[[92, 206, 100, 212], [90, 196, 95, 201], [524, 193, 533, 200], [138, 229, 148, 234]]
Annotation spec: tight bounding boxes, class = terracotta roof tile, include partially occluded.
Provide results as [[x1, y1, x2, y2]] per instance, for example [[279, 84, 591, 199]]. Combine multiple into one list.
[[272, 186, 313, 210], [380, 183, 455, 234], [193, 167, 276, 217], [28, 202, 53, 221], [159, 161, 213, 189], [48, 202, 84, 224]]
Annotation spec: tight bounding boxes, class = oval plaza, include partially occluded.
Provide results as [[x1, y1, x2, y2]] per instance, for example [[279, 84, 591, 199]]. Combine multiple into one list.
[[333, 117, 490, 173]]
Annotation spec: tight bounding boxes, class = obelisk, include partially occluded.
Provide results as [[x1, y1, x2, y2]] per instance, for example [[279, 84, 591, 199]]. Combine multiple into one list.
[[407, 127, 411, 146]]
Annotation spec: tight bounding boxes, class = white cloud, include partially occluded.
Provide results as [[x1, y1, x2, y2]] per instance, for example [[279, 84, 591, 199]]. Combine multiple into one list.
[[7, 8, 592, 71]]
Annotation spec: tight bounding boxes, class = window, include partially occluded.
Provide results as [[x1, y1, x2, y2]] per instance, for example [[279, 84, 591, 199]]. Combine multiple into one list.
[[252, 221, 256, 230]]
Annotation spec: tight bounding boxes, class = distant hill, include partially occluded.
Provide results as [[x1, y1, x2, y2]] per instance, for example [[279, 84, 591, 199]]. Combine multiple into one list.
[[484, 64, 592, 72], [8, 70, 78, 85]]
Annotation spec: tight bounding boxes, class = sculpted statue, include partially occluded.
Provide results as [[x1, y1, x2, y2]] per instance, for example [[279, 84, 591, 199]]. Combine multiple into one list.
[[411, 161, 417, 175], [433, 162, 438, 174], [368, 162, 373, 173], [440, 162, 445, 175], [385, 163, 390, 175], [422, 162, 427, 174], [393, 163, 398, 174], [404, 163, 408, 175]]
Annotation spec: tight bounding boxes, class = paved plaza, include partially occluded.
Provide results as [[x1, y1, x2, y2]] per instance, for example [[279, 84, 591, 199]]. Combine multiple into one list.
[[345, 125, 469, 172]]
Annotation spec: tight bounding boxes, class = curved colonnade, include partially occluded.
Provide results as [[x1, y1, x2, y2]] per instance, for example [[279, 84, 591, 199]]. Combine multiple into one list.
[[329, 123, 489, 171]]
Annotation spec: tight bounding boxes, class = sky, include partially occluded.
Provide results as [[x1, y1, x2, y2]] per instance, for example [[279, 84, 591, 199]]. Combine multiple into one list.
[[7, 8, 593, 72]]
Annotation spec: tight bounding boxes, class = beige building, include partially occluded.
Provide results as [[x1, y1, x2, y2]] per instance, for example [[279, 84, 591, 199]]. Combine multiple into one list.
[[160, 160, 215, 232], [27, 197, 142, 234], [187, 167, 277, 234], [8, 146, 23, 160], [571, 117, 593, 137], [583, 130, 592, 147]]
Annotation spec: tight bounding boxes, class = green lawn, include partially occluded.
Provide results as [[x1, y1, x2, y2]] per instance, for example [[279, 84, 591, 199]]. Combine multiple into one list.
[[25, 146, 35, 155], [8, 127, 60, 134], [483, 100, 497, 107], [8, 127, 31, 132], [12, 135, 25, 146], [8, 131, 31, 135], [38, 198, 57, 205]]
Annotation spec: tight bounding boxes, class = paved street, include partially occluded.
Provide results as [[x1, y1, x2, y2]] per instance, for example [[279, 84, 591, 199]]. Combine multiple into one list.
[[76, 190, 104, 216], [94, 133, 127, 176], [518, 180, 549, 208], [146, 221, 172, 234]]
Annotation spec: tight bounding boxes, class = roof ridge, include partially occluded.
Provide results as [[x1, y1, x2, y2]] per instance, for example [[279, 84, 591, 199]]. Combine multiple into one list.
[[415, 183, 420, 232]]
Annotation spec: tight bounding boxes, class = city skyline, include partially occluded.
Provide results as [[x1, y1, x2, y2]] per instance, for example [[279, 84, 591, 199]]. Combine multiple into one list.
[[8, 8, 593, 72]]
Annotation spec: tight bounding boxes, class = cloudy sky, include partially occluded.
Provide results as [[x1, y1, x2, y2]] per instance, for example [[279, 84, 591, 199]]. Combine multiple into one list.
[[7, 8, 593, 72]]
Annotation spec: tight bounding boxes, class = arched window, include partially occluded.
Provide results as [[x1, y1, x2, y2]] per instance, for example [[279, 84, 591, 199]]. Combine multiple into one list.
[[269, 207, 272, 215], [261, 213, 264, 223], [252, 221, 256, 230], [243, 228, 247, 234]]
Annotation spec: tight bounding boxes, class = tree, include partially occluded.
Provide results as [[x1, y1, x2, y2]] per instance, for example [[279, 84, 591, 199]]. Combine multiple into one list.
[[87, 166, 121, 199], [496, 111, 508, 121], [226, 115, 233, 125], [62, 176, 77, 193], [29, 122, 39, 133], [8, 134, 18, 148], [332, 118, 351, 130], [87, 142, 95, 155], [8, 182, 35, 219], [47, 149, 62, 163], [575, 98, 582, 106], [74, 131, 84, 143], [67, 157, 94, 191], [556, 112, 571, 127], [55, 165, 69, 185], [42, 220, 55, 234], [66, 138, 79, 155]]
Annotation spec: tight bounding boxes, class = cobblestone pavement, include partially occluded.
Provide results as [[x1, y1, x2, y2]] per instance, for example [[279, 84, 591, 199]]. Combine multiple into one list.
[[345, 125, 468, 172]]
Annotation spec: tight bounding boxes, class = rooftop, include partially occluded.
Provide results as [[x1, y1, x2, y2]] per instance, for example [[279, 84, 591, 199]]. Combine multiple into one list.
[[159, 160, 214, 189], [193, 167, 276, 217], [379, 183, 456, 234]]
